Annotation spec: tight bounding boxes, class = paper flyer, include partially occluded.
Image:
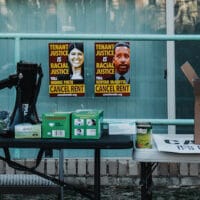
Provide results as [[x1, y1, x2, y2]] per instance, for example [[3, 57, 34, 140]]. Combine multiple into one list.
[[94, 42, 131, 96], [153, 134, 200, 154], [49, 42, 85, 97]]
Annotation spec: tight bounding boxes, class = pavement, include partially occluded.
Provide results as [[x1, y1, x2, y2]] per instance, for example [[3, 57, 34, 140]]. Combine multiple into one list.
[[2, 186, 200, 200]]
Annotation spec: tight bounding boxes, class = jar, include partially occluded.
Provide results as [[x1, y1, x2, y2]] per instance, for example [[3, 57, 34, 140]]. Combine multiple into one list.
[[135, 122, 152, 148]]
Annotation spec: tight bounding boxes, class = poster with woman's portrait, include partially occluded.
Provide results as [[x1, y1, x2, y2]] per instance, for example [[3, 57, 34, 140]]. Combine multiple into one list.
[[49, 42, 85, 97], [94, 42, 131, 96]]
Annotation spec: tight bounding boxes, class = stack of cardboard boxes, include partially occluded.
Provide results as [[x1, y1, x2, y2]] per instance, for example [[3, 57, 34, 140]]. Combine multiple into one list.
[[41, 110, 103, 139]]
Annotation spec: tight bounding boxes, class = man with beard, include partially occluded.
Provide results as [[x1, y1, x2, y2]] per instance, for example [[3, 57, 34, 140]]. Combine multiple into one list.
[[112, 42, 130, 84]]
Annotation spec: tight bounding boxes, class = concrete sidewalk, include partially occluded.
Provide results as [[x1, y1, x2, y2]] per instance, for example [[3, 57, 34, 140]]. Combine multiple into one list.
[[2, 186, 200, 200]]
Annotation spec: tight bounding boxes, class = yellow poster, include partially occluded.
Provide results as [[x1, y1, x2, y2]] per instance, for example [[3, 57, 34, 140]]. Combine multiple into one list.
[[49, 43, 85, 97], [95, 42, 131, 96]]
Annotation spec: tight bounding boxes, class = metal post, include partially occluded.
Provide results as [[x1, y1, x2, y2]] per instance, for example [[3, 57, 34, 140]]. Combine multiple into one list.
[[140, 162, 152, 200], [13, 37, 21, 159], [166, 0, 176, 134], [58, 149, 64, 200], [94, 149, 101, 200], [14, 37, 20, 63]]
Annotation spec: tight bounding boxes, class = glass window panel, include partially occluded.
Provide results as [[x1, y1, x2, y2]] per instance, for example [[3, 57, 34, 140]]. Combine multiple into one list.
[[175, 40, 200, 133], [175, 0, 200, 133], [0, 0, 167, 34], [174, 0, 199, 34]]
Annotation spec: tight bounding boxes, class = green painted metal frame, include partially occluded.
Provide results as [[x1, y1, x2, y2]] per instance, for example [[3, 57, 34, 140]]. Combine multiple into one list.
[[1, 33, 200, 40], [104, 118, 194, 125]]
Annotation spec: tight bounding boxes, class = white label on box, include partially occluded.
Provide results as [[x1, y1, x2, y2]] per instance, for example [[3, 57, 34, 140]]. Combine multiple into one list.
[[87, 129, 96, 136], [52, 130, 65, 137], [87, 119, 96, 126], [74, 119, 84, 126], [74, 129, 84, 136]]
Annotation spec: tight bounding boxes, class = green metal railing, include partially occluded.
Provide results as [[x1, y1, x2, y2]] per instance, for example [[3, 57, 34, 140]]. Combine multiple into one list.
[[104, 118, 194, 125], [1, 33, 199, 62], [1, 33, 200, 40]]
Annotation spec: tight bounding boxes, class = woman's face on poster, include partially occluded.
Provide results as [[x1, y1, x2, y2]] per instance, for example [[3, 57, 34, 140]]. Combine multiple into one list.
[[68, 48, 84, 68]]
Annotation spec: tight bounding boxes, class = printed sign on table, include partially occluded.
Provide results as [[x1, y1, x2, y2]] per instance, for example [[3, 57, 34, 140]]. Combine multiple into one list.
[[153, 134, 200, 154], [49, 42, 85, 97], [94, 42, 131, 96]]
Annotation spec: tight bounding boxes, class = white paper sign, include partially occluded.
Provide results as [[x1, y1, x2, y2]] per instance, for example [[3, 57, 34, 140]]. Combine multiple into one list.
[[153, 134, 200, 154], [109, 123, 136, 135]]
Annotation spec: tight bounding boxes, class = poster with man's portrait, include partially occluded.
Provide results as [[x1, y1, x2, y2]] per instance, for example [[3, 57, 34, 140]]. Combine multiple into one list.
[[94, 42, 131, 96], [49, 42, 85, 97]]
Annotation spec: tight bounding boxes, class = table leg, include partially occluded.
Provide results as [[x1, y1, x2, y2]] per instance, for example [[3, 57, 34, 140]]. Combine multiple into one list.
[[58, 149, 64, 200], [140, 162, 152, 200], [94, 149, 101, 200]]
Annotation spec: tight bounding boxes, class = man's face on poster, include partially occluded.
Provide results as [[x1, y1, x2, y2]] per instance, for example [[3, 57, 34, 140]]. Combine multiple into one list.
[[113, 46, 130, 75]]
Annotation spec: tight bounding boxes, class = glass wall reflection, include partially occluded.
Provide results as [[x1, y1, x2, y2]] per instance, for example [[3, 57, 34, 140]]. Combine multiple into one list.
[[175, 0, 199, 34], [0, 0, 168, 34]]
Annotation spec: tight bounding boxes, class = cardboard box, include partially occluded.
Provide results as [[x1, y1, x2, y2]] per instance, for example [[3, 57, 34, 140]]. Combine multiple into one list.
[[181, 62, 200, 144], [71, 110, 103, 139], [15, 123, 41, 139], [42, 112, 71, 139]]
